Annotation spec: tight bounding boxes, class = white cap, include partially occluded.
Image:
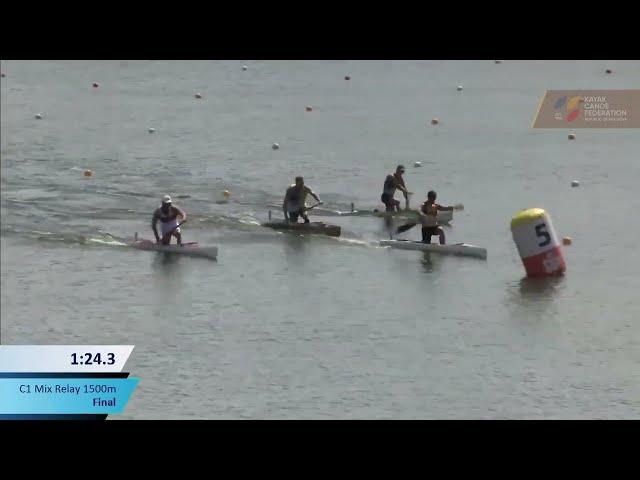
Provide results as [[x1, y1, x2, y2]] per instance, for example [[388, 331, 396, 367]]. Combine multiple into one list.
[[162, 195, 172, 203]]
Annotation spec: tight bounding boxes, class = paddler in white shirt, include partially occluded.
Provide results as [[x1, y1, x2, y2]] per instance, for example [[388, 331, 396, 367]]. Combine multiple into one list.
[[419, 190, 455, 245], [152, 195, 187, 245], [282, 176, 323, 223]]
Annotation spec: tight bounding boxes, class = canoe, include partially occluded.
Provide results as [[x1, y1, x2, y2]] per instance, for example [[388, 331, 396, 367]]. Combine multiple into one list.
[[312, 207, 371, 217], [261, 221, 341, 237], [129, 239, 218, 259], [270, 206, 453, 223], [379, 239, 487, 259]]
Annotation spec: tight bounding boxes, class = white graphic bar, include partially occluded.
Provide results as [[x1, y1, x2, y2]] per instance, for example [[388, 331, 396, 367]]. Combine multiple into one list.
[[0, 345, 134, 372]]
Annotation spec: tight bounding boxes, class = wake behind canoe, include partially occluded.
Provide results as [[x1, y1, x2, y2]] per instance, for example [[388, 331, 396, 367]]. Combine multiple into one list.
[[261, 221, 341, 237], [379, 239, 487, 259]]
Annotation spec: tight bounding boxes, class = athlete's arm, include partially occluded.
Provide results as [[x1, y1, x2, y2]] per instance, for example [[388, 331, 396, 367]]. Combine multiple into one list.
[[151, 210, 160, 242], [396, 177, 411, 201], [174, 205, 187, 221], [306, 186, 322, 205], [437, 204, 455, 211], [283, 187, 292, 221]]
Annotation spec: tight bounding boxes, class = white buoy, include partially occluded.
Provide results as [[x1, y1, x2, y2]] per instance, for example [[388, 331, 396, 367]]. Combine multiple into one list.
[[35, 113, 43, 120], [568, 133, 576, 140], [272, 143, 280, 150], [148, 128, 156, 134], [242, 65, 248, 71], [571, 180, 580, 187], [414, 161, 422, 167], [457, 85, 463, 91]]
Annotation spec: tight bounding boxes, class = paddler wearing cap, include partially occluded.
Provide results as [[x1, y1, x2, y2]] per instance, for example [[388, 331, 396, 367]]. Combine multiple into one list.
[[283, 176, 323, 223], [381, 165, 412, 212], [152, 195, 187, 245], [419, 190, 456, 245]]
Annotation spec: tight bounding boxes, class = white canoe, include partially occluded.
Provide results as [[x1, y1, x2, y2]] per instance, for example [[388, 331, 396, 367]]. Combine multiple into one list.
[[129, 239, 218, 259], [312, 208, 370, 217], [379, 239, 487, 259], [261, 221, 341, 237]]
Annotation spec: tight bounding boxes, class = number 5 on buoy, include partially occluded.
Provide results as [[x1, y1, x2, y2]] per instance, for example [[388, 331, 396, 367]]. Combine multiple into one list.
[[511, 208, 566, 277]]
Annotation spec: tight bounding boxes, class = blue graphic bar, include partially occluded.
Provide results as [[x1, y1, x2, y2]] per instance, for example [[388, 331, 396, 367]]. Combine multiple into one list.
[[0, 378, 139, 415]]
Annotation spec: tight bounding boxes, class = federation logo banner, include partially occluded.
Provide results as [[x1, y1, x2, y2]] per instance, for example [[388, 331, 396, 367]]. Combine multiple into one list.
[[532, 90, 640, 128]]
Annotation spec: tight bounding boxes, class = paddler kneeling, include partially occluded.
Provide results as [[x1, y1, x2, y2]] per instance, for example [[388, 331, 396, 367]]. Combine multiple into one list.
[[419, 190, 455, 245], [283, 176, 322, 223], [152, 195, 187, 245]]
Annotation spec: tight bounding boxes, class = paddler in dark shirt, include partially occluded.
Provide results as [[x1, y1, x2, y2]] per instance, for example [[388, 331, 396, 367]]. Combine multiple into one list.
[[151, 195, 187, 245], [283, 176, 322, 223], [381, 165, 411, 212]]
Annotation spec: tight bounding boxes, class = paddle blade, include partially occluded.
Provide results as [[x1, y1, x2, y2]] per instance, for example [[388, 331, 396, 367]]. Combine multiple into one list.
[[396, 222, 418, 234]]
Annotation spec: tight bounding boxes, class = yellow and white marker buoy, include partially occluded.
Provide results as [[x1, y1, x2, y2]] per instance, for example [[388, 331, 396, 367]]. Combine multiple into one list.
[[84, 169, 93, 177], [222, 190, 231, 199], [511, 208, 566, 277], [562, 237, 572, 246]]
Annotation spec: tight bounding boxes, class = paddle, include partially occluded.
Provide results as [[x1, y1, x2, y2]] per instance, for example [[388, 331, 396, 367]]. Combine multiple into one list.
[[395, 204, 464, 234], [302, 202, 323, 212]]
